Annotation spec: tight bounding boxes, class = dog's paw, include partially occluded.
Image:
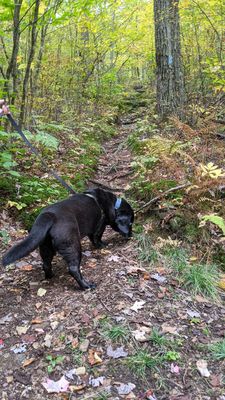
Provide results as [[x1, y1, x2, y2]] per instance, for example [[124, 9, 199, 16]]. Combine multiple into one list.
[[94, 240, 107, 249], [82, 281, 96, 290]]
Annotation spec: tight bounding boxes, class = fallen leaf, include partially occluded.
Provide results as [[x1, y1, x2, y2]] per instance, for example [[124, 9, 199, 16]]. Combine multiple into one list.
[[31, 318, 44, 324], [108, 255, 120, 262], [130, 300, 146, 312], [65, 369, 76, 380], [0, 339, 4, 349], [88, 349, 102, 365], [210, 374, 222, 387], [22, 358, 35, 367], [151, 273, 167, 283], [196, 359, 210, 377], [170, 363, 180, 374], [42, 376, 69, 393], [50, 321, 59, 330], [125, 265, 147, 275], [89, 376, 105, 387], [117, 382, 136, 395], [16, 325, 29, 335], [11, 343, 27, 354], [0, 314, 13, 325], [44, 333, 52, 348], [132, 327, 151, 342], [145, 390, 158, 400], [75, 367, 86, 376], [20, 264, 33, 271], [37, 288, 47, 297], [195, 295, 209, 303], [79, 339, 89, 352], [186, 309, 201, 318], [161, 323, 178, 334], [106, 345, 128, 358], [218, 275, 225, 290], [69, 384, 86, 392]]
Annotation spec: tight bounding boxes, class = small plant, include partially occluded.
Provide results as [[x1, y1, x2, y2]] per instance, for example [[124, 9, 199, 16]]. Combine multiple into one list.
[[136, 233, 159, 263], [209, 339, 225, 360], [101, 323, 129, 342], [183, 262, 219, 299], [164, 351, 180, 361], [93, 392, 110, 400], [150, 328, 169, 348], [125, 350, 162, 378], [46, 354, 64, 373], [71, 348, 83, 366], [0, 230, 10, 245]]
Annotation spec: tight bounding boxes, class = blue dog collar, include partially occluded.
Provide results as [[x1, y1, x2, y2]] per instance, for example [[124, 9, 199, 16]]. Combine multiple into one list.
[[115, 198, 122, 209]]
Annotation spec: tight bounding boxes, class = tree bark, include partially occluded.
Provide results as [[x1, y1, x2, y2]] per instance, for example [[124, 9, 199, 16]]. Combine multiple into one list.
[[19, 0, 40, 127], [154, 0, 186, 118], [4, 0, 23, 103]]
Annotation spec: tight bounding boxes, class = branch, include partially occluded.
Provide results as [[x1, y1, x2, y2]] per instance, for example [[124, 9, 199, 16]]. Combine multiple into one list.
[[136, 183, 191, 214]]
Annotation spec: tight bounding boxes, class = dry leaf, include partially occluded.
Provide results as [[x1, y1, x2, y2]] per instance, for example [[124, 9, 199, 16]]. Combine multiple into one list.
[[22, 358, 35, 367], [42, 376, 69, 393], [20, 264, 33, 271], [161, 323, 178, 334], [37, 288, 47, 297], [16, 325, 29, 335], [106, 345, 128, 358], [130, 300, 146, 312], [88, 349, 102, 365], [196, 359, 210, 377], [31, 318, 44, 324]]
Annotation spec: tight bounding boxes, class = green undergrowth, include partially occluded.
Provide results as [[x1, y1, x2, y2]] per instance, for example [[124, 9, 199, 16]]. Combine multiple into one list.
[[0, 113, 116, 229], [135, 233, 221, 299]]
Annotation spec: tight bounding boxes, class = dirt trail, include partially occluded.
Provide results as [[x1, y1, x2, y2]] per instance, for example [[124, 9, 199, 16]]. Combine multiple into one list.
[[0, 119, 224, 400]]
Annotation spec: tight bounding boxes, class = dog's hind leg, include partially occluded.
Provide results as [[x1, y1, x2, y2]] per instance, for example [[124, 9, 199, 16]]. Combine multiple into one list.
[[57, 240, 96, 290], [39, 236, 56, 279]]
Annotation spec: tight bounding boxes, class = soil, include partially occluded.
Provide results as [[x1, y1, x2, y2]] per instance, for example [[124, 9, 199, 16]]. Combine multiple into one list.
[[0, 116, 224, 400]]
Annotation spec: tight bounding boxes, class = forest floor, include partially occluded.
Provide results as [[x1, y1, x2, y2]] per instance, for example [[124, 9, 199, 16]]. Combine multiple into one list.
[[0, 114, 224, 400]]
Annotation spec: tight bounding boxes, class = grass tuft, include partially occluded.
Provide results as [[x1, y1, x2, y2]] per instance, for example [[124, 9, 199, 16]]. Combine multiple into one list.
[[100, 323, 129, 342], [183, 263, 219, 299], [209, 339, 225, 360], [125, 350, 162, 378]]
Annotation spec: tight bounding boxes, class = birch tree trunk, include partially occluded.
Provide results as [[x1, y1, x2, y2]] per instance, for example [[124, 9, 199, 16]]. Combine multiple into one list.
[[154, 0, 186, 117]]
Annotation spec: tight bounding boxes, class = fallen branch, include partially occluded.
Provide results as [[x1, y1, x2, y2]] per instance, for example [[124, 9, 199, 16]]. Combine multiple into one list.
[[135, 182, 191, 214]]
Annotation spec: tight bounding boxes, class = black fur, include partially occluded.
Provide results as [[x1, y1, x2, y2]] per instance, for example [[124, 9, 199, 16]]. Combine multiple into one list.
[[2, 188, 134, 290]]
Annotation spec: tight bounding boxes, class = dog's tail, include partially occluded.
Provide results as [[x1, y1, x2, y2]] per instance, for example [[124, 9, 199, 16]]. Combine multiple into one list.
[[2, 212, 55, 267]]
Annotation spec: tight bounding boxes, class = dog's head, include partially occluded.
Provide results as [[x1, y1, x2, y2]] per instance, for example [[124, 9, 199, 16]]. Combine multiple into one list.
[[113, 197, 134, 238], [89, 188, 134, 239]]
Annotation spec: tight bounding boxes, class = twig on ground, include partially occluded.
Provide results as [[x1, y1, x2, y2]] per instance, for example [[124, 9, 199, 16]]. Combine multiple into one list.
[[108, 171, 133, 182], [135, 182, 191, 214]]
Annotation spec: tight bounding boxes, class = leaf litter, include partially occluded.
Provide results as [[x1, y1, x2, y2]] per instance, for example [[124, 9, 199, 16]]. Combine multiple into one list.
[[0, 121, 224, 400]]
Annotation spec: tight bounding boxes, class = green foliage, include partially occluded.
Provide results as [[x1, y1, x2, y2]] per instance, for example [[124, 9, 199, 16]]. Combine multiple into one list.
[[149, 328, 169, 348], [46, 354, 64, 374], [209, 339, 225, 360], [100, 323, 129, 342], [183, 262, 220, 299], [200, 214, 225, 236], [136, 233, 159, 264], [164, 351, 180, 361], [125, 351, 162, 378]]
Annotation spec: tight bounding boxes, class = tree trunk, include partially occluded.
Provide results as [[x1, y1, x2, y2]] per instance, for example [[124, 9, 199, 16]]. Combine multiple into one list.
[[19, 0, 40, 127], [154, 0, 186, 117], [4, 0, 23, 103]]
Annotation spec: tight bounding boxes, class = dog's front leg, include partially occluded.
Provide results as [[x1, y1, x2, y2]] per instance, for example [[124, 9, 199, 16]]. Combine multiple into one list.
[[89, 217, 107, 249]]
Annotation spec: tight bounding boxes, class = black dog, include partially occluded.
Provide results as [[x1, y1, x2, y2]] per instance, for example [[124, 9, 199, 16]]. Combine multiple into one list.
[[2, 188, 134, 290]]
